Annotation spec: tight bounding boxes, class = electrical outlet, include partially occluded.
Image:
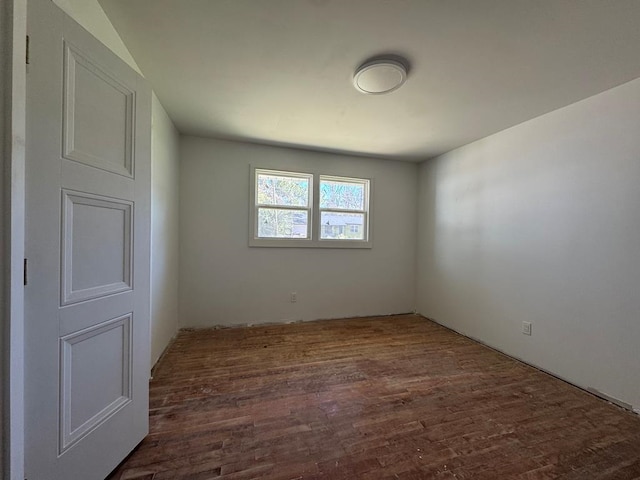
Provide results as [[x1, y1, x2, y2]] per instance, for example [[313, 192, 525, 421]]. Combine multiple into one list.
[[522, 321, 532, 336], [290, 292, 297, 303]]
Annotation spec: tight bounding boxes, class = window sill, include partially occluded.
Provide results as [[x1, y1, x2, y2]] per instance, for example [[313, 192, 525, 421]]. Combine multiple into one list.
[[249, 238, 372, 249]]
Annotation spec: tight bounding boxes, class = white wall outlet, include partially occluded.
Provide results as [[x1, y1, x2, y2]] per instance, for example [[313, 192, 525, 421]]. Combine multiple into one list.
[[522, 321, 532, 336], [290, 292, 297, 303]]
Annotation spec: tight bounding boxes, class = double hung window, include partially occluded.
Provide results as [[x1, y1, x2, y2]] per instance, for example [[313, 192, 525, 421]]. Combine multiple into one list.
[[319, 176, 368, 241], [250, 167, 371, 248], [254, 169, 313, 239]]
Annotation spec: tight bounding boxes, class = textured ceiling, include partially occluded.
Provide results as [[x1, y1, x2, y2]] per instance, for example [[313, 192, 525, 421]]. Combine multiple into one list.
[[99, 0, 640, 161]]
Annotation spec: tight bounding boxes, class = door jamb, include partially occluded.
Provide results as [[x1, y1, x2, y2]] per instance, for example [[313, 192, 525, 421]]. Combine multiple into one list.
[[2, 0, 27, 479]]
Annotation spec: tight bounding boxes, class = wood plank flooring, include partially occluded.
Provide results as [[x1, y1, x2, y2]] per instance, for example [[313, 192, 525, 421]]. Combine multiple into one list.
[[108, 315, 640, 480]]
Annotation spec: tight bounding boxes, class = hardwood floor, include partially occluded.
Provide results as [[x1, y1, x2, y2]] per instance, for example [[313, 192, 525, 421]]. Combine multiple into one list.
[[108, 315, 640, 480]]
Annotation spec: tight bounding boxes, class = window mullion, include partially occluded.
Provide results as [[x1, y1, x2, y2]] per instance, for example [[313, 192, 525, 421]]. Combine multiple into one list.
[[312, 174, 320, 241]]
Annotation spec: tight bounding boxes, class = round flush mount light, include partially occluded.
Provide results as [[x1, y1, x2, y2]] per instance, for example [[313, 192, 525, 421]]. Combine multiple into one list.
[[353, 58, 408, 95]]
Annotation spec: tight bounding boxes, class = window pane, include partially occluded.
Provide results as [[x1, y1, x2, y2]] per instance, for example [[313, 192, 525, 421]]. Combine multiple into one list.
[[258, 208, 309, 238], [319, 179, 365, 210], [320, 212, 365, 240], [257, 173, 309, 207]]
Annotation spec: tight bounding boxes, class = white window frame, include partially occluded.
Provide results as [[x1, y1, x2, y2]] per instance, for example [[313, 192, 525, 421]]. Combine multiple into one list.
[[250, 168, 313, 247], [318, 175, 370, 245], [249, 166, 372, 248]]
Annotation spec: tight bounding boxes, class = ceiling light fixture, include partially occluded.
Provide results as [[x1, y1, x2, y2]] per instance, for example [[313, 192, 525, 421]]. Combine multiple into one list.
[[353, 58, 408, 95]]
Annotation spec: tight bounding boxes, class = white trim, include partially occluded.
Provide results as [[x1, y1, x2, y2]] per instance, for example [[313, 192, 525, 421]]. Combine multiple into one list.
[[249, 167, 314, 246], [249, 166, 373, 249], [317, 174, 371, 246], [2, 1, 26, 479]]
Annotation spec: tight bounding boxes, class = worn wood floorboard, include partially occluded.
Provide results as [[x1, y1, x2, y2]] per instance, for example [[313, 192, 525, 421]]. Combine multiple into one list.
[[108, 315, 640, 480]]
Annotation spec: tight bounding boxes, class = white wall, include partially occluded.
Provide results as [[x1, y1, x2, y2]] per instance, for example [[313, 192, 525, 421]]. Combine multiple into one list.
[[417, 78, 640, 411], [52, 0, 142, 75], [150, 93, 180, 366], [53, 0, 181, 365], [179, 137, 417, 327]]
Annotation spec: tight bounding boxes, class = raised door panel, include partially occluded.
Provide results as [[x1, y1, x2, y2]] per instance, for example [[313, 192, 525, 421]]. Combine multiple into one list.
[[61, 190, 133, 305], [60, 314, 132, 453], [63, 42, 134, 177]]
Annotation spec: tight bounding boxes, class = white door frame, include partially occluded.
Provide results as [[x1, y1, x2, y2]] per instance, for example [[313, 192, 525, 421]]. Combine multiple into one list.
[[2, 0, 27, 479]]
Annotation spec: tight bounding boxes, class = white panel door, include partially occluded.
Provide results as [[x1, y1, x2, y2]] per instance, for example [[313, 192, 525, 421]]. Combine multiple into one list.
[[24, 0, 152, 478]]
